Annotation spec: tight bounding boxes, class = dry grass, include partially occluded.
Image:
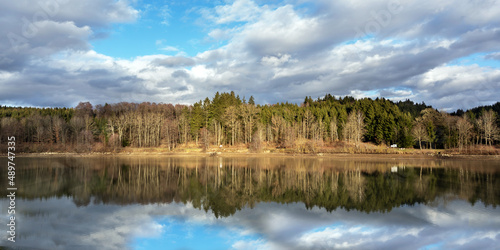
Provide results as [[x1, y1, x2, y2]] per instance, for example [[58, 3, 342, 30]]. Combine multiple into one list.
[[444, 145, 500, 155], [2, 140, 498, 156]]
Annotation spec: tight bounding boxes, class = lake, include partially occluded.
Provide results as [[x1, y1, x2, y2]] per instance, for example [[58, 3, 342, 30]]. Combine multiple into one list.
[[1, 156, 499, 249]]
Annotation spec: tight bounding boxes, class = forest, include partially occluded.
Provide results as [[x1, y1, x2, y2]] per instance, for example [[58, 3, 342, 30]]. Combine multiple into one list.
[[0, 91, 499, 153]]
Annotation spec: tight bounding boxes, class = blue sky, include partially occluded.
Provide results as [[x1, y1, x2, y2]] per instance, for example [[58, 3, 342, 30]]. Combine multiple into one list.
[[1, 0, 500, 110], [91, 1, 215, 59]]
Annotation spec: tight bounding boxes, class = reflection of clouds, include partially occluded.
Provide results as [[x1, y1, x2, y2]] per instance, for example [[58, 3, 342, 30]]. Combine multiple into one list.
[[0, 197, 165, 250], [0, 198, 499, 249], [218, 200, 500, 250], [456, 231, 499, 245], [298, 226, 423, 249]]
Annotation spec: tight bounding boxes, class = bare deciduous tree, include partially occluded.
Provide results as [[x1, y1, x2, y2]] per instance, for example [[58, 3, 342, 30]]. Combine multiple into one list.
[[330, 116, 338, 142], [303, 110, 314, 139], [412, 119, 429, 150], [240, 104, 258, 144], [456, 115, 472, 151], [200, 127, 210, 152], [344, 110, 365, 146], [223, 106, 238, 146], [478, 110, 498, 146]]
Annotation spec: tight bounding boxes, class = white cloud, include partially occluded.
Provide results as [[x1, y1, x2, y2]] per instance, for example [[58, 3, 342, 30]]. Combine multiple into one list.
[[208, 0, 263, 24], [160, 46, 179, 52], [485, 52, 500, 60], [261, 54, 292, 67], [231, 239, 272, 250], [159, 5, 171, 25], [1, 0, 500, 110], [405, 64, 500, 109], [236, 5, 322, 56]]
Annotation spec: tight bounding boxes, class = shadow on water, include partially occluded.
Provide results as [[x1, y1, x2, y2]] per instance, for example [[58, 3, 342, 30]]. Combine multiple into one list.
[[1, 156, 499, 217]]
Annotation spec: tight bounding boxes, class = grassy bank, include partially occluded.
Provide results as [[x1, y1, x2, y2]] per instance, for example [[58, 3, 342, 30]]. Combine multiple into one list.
[[3, 141, 499, 158]]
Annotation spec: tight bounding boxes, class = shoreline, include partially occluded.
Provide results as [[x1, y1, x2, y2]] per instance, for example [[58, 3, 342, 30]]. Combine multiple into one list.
[[7, 151, 500, 160]]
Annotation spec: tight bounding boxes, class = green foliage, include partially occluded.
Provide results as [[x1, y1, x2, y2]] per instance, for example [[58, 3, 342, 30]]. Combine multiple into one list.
[[190, 101, 204, 138], [248, 96, 255, 106], [396, 99, 431, 118], [0, 93, 498, 151]]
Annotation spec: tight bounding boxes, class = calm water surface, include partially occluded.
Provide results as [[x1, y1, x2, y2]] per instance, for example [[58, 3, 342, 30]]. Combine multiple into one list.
[[1, 156, 499, 250]]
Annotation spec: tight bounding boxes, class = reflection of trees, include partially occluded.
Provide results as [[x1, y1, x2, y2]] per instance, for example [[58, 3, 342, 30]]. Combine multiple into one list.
[[2, 157, 499, 217]]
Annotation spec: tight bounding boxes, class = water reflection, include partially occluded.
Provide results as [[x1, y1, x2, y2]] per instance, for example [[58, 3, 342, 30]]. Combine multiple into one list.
[[0, 156, 499, 249]]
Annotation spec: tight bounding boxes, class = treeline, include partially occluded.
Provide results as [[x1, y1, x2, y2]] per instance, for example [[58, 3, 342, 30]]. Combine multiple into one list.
[[0, 92, 499, 152]]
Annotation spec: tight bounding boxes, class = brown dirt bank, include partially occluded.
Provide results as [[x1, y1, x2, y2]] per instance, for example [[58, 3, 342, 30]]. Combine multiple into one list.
[[9, 151, 500, 161]]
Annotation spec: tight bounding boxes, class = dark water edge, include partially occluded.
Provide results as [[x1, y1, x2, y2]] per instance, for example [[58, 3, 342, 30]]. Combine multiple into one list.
[[0, 156, 499, 249], [2, 156, 499, 212]]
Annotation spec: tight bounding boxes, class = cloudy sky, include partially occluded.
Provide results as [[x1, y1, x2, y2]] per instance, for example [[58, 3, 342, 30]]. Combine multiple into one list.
[[1, 0, 500, 110], [1, 198, 499, 249]]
